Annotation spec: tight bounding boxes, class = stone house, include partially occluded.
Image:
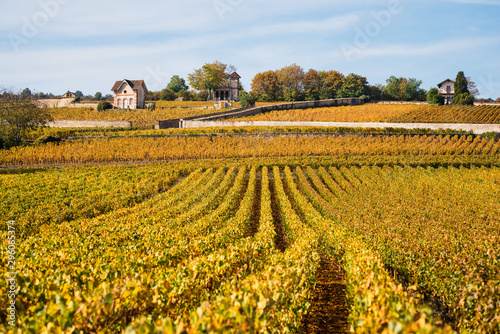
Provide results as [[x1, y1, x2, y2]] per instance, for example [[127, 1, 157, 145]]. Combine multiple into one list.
[[62, 91, 78, 98], [214, 72, 241, 102], [111, 80, 148, 109], [437, 79, 455, 105]]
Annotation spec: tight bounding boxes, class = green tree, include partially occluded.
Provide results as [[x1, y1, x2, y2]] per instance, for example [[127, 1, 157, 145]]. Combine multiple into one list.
[[384, 76, 426, 101], [454, 71, 469, 95], [276, 64, 305, 101], [188, 61, 236, 100], [160, 88, 176, 101], [22, 88, 32, 97], [337, 73, 368, 98], [75, 90, 83, 98], [0, 92, 52, 148], [167, 75, 189, 93], [239, 91, 257, 107], [368, 84, 384, 101], [303, 69, 322, 101], [319, 70, 344, 99], [427, 88, 445, 105], [94, 92, 102, 101], [453, 71, 474, 105]]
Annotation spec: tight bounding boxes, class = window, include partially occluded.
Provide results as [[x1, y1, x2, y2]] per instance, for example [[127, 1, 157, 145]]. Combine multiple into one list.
[[129, 98, 133, 106], [117, 99, 121, 107]]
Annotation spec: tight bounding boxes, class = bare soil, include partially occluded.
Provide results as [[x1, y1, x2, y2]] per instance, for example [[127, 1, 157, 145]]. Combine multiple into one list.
[[302, 253, 349, 334]]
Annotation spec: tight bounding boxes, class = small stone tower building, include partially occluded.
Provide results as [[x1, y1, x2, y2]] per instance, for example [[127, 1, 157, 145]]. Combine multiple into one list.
[[214, 72, 241, 102]]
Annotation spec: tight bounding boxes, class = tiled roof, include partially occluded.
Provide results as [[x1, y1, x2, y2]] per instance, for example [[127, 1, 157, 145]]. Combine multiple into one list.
[[111, 80, 147, 92], [229, 72, 241, 79], [437, 79, 455, 88]]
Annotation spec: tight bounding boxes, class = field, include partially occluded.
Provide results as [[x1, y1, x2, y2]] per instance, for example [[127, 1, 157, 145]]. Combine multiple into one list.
[[1, 159, 499, 333], [46, 101, 281, 129], [2, 134, 500, 166], [1, 103, 500, 333], [48, 107, 220, 129], [231, 104, 500, 124]]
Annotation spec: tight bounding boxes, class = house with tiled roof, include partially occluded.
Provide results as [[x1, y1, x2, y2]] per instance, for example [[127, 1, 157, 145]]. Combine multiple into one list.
[[111, 80, 148, 109], [437, 79, 455, 105]]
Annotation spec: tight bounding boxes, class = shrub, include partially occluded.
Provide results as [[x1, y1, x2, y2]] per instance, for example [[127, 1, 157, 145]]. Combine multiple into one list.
[[359, 95, 371, 102], [34, 135, 61, 145], [452, 92, 475, 105], [239, 91, 257, 108], [427, 88, 445, 105], [97, 101, 113, 111]]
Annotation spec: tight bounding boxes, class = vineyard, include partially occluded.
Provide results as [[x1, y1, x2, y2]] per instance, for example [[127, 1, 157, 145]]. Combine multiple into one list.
[[1, 134, 500, 167], [2, 104, 500, 333], [1, 162, 499, 333], [231, 104, 500, 124], [47, 107, 220, 129]]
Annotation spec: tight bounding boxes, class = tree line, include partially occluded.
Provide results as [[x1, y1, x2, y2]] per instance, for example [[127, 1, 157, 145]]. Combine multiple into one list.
[[152, 62, 493, 106]]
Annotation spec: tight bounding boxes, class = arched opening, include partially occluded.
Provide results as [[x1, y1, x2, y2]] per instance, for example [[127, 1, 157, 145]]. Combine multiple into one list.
[[117, 99, 121, 108], [123, 98, 128, 108]]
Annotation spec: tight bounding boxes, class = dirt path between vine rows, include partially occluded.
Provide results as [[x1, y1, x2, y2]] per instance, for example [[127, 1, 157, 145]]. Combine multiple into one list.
[[302, 253, 349, 334], [268, 171, 289, 252]]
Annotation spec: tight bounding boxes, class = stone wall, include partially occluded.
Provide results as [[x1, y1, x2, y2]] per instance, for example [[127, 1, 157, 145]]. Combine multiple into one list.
[[375, 101, 428, 105], [37, 98, 75, 108], [36, 99, 98, 109], [68, 103, 99, 109], [48, 120, 132, 128], [182, 120, 500, 135]]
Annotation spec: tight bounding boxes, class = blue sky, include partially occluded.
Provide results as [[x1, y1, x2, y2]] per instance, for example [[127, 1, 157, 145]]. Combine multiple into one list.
[[1, 0, 500, 98]]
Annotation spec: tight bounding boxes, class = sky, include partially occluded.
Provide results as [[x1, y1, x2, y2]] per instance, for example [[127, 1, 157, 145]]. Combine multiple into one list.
[[1, 0, 500, 98]]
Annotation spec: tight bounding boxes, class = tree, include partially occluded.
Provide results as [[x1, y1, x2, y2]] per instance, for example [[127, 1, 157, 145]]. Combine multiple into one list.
[[337, 73, 368, 98], [188, 61, 236, 100], [427, 88, 445, 105], [466, 77, 479, 97], [276, 64, 305, 101], [0, 91, 52, 148], [384, 76, 426, 101], [94, 92, 102, 101], [22, 88, 32, 97], [367, 84, 384, 101], [453, 93, 475, 105], [160, 88, 176, 101], [239, 91, 257, 107], [167, 75, 189, 93], [453, 71, 474, 105], [75, 90, 83, 98], [303, 69, 322, 101], [251, 70, 281, 102], [319, 70, 344, 99], [176, 89, 191, 101]]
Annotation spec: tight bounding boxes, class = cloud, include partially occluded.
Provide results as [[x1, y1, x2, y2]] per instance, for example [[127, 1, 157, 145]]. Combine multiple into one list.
[[334, 36, 500, 61], [442, 0, 500, 4]]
